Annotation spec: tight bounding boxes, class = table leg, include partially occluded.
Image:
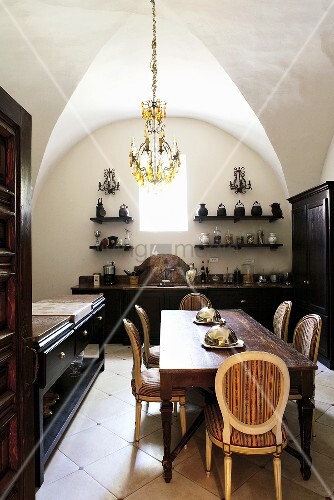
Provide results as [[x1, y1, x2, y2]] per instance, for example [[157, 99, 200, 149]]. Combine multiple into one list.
[[161, 400, 173, 482], [297, 397, 313, 480]]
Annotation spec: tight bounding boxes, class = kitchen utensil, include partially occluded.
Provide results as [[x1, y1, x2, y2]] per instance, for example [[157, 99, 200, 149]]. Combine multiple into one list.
[[103, 261, 116, 285]]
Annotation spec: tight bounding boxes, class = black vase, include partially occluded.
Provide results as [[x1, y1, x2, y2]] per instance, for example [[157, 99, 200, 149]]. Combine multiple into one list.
[[196, 203, 208, 217]]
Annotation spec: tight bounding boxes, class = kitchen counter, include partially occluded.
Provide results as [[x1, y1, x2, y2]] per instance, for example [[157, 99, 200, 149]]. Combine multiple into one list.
[[33, 293, 106, 486], [72, 280, 294, 346], [72, 282, 292, 291]]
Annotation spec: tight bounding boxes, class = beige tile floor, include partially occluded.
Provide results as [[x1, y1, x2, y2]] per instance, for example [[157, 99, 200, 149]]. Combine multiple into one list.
[[36, 344, 334, 499]]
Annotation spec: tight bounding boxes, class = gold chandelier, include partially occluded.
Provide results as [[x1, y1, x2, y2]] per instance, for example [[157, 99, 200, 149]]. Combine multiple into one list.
[[130, 0, 181, 187]]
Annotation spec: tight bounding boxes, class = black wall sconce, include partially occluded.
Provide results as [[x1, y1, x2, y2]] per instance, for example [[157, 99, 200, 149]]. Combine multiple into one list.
[[98, 168, 120, 195], [229, 166, 252, 194]]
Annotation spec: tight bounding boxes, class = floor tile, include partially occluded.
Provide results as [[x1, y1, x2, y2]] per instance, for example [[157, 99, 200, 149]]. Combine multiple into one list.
[[104, 356, 133, 375], [314, 371, 334, 389], [314, 384, 334, 404], [64, 412, 97, 437], [311, 421, 334, 459], [59, 424, 128, 467], [126, 470, 218, 499], [232, 467, 324, 500], [316, 406, 334, 428], [84, 444, 162, 498], [80, 394, 134, 422], [105, 343, 129, 355], [93, 372, 130, 394], [267, 448, 334, 497], [36, 470, 116, 500], [101, 408, 162, 442], [42, 449, 78, 485], [112, 386, 136, 406], [174, 443, 262, 498]]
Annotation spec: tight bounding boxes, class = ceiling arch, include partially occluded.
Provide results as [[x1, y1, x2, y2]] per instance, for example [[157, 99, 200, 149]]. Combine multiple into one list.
[[35, 6, 286, 200]]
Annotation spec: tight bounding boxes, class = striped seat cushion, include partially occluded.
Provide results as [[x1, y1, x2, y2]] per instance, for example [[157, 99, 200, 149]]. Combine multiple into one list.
[[148, 345, 160, 366], [205, 403, 288, 448], [131, 368, 185, 399]]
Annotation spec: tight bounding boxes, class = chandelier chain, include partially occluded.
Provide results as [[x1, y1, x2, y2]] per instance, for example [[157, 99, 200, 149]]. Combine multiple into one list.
[[150, 0, 157, 102]]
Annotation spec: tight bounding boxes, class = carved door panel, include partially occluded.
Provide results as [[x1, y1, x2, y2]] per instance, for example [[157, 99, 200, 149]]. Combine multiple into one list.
[[0, 88, 34, 499]]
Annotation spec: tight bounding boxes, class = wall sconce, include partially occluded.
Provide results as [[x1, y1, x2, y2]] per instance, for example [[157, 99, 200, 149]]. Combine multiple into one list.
[[98, 168, 120, 195], [229, 166, 252, 194]]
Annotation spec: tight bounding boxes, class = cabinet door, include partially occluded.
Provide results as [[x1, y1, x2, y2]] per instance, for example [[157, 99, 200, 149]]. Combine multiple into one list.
[[307, 198, 328, 314], [292, 205, 308, 305]]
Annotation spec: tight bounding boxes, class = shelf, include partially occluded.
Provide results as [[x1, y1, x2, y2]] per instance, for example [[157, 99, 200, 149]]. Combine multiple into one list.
[[90, 216, 133, 224], [43, 358, 103, 461], [193, 215, 283, 223], [89, 245, 133, 251], [194, 243, 283, 250]]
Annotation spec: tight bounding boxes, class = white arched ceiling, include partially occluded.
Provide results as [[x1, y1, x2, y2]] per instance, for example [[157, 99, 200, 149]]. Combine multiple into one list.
[[35, 5, 285, 201], [1, 1, 334, 200]]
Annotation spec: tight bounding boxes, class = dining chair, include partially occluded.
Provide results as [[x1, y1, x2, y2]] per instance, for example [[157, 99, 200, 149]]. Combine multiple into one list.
[[179, 292, 212, 310], [204, 351, 290, 500], [289, 313, 322, 436], [135, 304, 160, 369], [273, 300, 292, 343], [123, 318, 186, 445]]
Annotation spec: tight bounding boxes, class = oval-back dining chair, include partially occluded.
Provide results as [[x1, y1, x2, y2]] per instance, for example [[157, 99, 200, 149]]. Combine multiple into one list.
[[123, 318, 186, 445], [273, 300, 292, 343], [135, 304, 160, 369], [179, 292, 212, 311], [204, 351, 290, 500], [289, 313, 322, 436]]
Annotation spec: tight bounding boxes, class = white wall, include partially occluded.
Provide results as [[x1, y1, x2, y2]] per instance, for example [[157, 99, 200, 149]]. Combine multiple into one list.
[[32, 118, 291, 301]]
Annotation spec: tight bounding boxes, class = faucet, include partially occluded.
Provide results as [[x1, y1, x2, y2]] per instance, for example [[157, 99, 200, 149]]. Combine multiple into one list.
[[161, 267, 174, 285]]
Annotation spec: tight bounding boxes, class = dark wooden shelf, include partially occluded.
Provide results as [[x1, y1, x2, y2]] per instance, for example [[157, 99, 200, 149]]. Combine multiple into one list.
[[194, 243, 283, 250], [43, 358, 103, 461], [89, 245, 133, 251], [90, 216, 133, 224], [193, 215, 283, 223]]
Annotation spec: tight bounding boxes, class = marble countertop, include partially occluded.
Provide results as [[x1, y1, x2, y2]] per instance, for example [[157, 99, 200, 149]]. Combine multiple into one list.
[[32, 315, 71, 342]]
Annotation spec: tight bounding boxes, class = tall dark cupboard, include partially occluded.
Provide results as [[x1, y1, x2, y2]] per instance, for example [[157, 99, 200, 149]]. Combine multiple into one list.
[[288, 182, 334, 368]]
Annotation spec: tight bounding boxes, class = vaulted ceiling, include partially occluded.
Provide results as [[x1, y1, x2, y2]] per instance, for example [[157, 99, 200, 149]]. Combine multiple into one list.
[[1, 0, 334, 200]]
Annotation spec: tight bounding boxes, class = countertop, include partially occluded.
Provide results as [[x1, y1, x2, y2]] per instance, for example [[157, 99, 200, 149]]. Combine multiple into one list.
[[71, 283, 293, 291], [32, 293, 104, 342]]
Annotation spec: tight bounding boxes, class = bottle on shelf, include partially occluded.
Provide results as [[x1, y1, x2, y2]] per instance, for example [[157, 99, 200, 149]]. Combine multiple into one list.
[[213, 226, 221, 245], [200, 261, 206, 283]]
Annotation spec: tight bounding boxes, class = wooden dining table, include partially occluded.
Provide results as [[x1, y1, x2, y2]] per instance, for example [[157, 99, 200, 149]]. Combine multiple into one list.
[[159, 309, 316, 483]]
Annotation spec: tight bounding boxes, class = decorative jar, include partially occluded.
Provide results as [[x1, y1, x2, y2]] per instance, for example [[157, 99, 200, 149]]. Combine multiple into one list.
[[119, 204, 129, 217], [199, 233, 210, 245], [217, 203, 226, 216], [268, 232, 277, 244], [196, 203, 208, 217]]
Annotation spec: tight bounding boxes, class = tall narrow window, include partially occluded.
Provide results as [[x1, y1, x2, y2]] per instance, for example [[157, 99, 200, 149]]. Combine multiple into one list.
[[139, 156, 187, 232]]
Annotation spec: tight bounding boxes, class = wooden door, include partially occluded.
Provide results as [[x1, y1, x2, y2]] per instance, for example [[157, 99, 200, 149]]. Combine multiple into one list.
[[0, 88, 34, 499], [307, 197, 328, 314]]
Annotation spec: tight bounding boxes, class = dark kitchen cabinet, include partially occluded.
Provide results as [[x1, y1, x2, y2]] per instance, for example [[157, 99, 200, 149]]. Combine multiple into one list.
[[73, 285, 292, 346], [288, 182, 334, 367], [206, 287, 292, 332]]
